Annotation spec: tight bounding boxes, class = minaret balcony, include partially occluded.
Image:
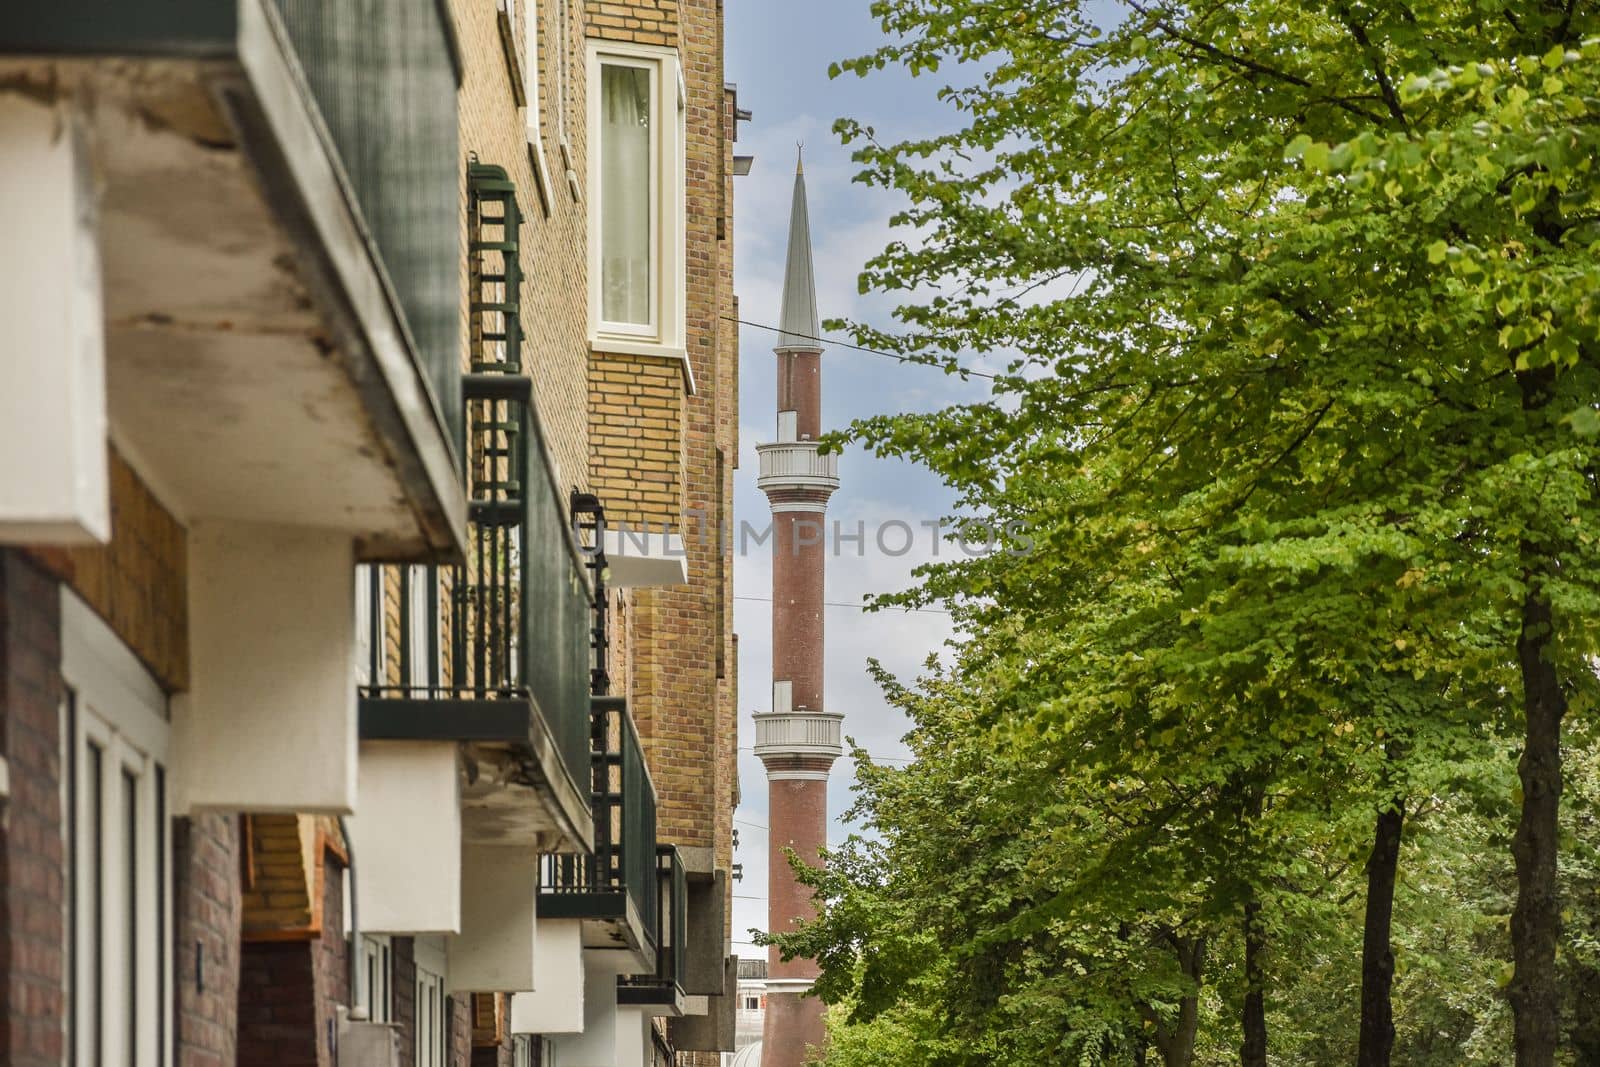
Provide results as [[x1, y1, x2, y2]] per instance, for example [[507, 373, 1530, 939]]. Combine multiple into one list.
[[752, 711, 845, 761], [755, 442, 840, 495]]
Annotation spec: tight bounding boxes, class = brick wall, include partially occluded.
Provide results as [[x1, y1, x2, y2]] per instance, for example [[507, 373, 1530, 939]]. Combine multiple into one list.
[[31, 447, 188, 691], [241, 814, 318, 936], [0, 552, 66, 1067], [174, 814, 243, 1067], [394, 937, 417, 1067], [452, 0, 592, 497], [589, 353, 685, 525], [450, 994, 474, 1065], [623, 0, 736, 863], [238, 841, 348, 1067], [314, 850, 351, 1066], [238, 938, 321, 1066], [584, 0, 678, 46]]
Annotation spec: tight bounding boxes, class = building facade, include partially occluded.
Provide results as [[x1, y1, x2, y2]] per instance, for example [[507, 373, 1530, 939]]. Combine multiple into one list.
[[752, 159, 841, 1067], [0, 0, 741, 1064]]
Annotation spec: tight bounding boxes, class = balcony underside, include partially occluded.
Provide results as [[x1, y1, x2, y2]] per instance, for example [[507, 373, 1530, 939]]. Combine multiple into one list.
[[539, 897, 653, 977], [360, 693, 593, 854], [0, 1, 464, 560], [616, 980, 686, 1016]]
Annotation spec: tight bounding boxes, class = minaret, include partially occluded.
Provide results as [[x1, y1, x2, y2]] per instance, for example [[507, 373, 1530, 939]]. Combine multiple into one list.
[[753, 152, 842, 1067]]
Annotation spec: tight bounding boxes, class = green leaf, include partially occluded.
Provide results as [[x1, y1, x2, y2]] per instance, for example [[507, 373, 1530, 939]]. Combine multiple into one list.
[[1565, 407, 1600, 437], [1427, 240, 1449, 264]]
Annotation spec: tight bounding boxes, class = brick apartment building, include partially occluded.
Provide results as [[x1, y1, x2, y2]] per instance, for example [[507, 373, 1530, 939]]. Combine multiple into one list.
[[0, 0, 742, 1064]]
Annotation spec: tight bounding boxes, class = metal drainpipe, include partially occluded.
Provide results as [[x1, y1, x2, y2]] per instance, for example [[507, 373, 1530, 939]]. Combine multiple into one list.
[[338, 816, 368, 1022]]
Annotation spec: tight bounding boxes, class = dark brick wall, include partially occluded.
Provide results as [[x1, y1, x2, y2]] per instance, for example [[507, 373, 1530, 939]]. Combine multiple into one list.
[[393, 936, 416, 1067], [238, 940, 321, 1066], [449, 994, 473, 1066], [173, 813, 243, 1067], [314, 854, 350, 1065], [0, 551, 66, 1067], [240, 849, 349, 1067]]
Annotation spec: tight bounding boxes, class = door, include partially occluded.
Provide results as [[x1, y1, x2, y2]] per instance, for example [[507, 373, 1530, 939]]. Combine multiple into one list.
[[61, 591, 171, 1067]]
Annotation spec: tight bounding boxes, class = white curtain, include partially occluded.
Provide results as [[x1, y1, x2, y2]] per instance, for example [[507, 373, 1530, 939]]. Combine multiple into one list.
[[601, 64, 652, 327]]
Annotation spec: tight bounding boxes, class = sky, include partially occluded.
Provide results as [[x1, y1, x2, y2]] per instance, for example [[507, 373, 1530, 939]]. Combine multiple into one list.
[[724, 0, 991, 959]]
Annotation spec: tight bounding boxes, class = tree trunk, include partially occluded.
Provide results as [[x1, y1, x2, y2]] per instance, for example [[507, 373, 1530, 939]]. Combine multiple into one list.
[[1508, 364, 1568, 1067], [1151, 934, 1206, 1067], [1510, 582, 1566, 1067], [1357, 797, 1404, 1067], [1240, 897, 1268, 1067]]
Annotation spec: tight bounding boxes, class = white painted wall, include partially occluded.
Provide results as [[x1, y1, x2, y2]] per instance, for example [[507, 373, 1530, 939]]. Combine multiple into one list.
[[510, 920, 585, 1034], [550, 963, 621, 1067], [0, 94, 109, 544], [614, 1005, 653, 1067], [448, 845, 537, 993], [171, 521, 356, 814], [347, 742, 461, 934]]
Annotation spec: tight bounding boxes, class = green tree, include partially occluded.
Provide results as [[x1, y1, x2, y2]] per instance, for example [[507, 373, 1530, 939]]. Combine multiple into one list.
[[784, 2, 1600, 1064]]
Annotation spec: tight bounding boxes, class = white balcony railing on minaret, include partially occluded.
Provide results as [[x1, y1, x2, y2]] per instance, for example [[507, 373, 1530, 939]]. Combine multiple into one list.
[[752, 711, 844, 760], [755, 442, 840, 494]]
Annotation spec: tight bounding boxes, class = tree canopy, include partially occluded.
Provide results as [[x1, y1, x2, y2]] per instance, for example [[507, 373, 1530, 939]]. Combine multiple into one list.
[[765, 2, 1600, 1064]]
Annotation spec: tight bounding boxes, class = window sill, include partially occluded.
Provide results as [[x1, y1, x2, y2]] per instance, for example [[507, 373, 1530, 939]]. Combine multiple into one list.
[[589, 338, 696, 395]]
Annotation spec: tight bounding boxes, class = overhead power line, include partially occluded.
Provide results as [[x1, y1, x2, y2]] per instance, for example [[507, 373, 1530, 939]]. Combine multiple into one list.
[[727, 316, 999, 382], [732, 593, 951, 617]]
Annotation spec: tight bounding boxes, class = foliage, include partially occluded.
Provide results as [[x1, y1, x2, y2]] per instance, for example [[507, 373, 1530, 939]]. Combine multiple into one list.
[[766, 0, 1600, 1062]]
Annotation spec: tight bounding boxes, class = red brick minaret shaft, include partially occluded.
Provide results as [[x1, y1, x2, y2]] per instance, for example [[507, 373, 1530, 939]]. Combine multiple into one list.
[[755, 152, 841, 1067]]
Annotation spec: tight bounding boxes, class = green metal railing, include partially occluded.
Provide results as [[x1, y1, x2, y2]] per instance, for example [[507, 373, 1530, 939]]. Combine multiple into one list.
[[355, 164, 588, 799], [619, 846, 687, 1002], [273, 0, 463, 448], [542, 698, 660, 951]]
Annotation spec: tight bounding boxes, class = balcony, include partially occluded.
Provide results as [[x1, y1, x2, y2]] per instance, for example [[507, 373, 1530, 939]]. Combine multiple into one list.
[[358, 372, 595, 853], [0, 0, 466, 556], [617, 846, 688, 1015], [541, 697, 660, 971], [755, 442, 841, 494], [752, 711, 845, 761]]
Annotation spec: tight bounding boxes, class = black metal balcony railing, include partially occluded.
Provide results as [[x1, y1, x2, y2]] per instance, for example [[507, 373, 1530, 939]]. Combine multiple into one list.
[[356, 371, 593, 795], [570, 493, 611, 696], [273, 0, 464, 449], [357, 164, 591, 808], [541, 697, 660, 951], [618, 846, 687, 1005]]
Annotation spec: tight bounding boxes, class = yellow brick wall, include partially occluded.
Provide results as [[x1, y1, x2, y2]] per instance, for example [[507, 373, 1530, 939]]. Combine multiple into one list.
[[453, 0, 592, 495], [584, 0, 678, 46], [589, 353, 685, 525], [32, 447, 188, 691], [609, 0, 736, 894]]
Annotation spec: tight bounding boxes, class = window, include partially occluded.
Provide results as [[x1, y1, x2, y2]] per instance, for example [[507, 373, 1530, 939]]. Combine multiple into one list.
[[588, 41, 685, 355], [62, 591, 170, 1067], [744, 995, 761, 1011], [407, 565, 435, 689], [599, 60, 654, 330], [355, 565, 384, 687], [355, 934, 393, 1023], [415, 937, 449, 1067]]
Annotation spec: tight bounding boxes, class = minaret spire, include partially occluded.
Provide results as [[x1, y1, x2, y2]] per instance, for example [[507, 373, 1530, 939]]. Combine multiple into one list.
[[754, 150, 842, 1067], [777, 151, 820, 352]]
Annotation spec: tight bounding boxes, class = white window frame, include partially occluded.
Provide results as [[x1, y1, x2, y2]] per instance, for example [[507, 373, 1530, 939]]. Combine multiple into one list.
[[408, 564, 434, 690], [61, 590, 171, 1067], [524, 0, 556, 214], [415, 936, 450, 1067], [355, 933, 394, 1023], [587, 40, 686, 359]]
